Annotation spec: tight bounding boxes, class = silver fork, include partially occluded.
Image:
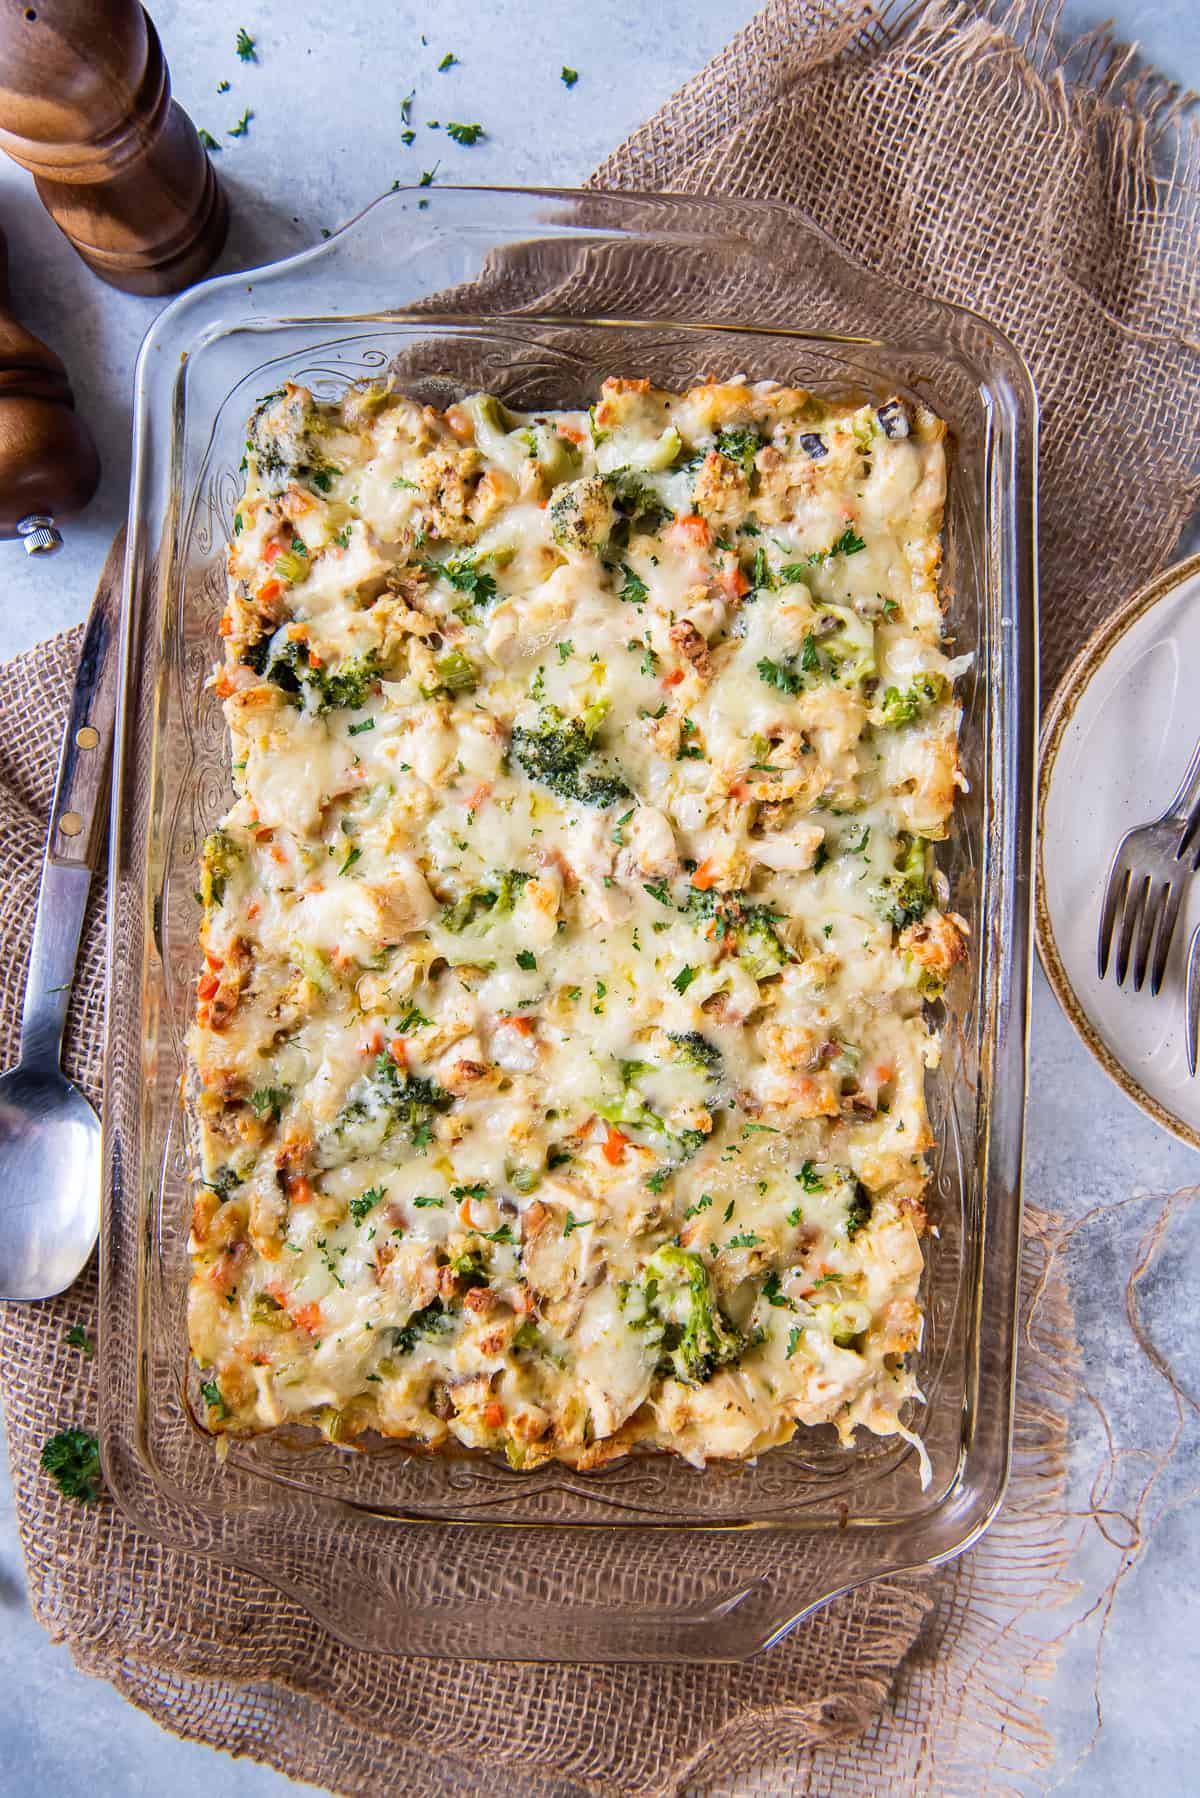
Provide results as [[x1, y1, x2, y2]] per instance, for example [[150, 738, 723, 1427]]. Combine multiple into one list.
[[1097, 736, 1200, 994], [1186, 923, 1200, 1076]]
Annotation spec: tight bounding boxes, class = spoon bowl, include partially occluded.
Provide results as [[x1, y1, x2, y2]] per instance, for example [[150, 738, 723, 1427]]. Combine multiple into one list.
[[0, 1065, 100, 1300]]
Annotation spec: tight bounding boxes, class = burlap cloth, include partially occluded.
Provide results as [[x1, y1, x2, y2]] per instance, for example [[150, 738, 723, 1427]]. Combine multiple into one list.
[[2, 1, 1198, 1792]]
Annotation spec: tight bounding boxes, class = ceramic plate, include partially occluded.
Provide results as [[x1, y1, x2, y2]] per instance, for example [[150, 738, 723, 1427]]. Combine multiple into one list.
[[1038, 555, 1200, 1150]]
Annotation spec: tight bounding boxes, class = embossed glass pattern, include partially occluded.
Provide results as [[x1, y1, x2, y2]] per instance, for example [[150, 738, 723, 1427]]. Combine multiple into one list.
[[102, 188, 1037, 1661]]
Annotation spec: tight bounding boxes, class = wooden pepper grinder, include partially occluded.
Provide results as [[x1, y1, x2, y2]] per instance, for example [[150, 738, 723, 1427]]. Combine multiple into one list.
[[0, 224, 99, 547], [0, 0, 227, 296]]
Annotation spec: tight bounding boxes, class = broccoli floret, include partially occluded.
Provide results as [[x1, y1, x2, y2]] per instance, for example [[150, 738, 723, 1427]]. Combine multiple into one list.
[[40, 1427, 103, 1504], [441, 868, 530, 932], [844, 1183, 873, 1239], [667, 1030, 722, 1075], [550, 474, 617, 554], [735, 907, 791, 979], [388, 1300, 454, 1355], [495, 868, 531, 911], [511, 704, 630, 808], [871, 835, 933, 930], [624, 1244, 745, 1386], [520, 422, 583, 485], [200, 827, 243, 908], [603, 465, 674, 533], [368, 1055, 453, 1142], [713, 425, 762, 478], [880, 672, 948, 727], [259, 636, 380, 713], [428, 649, 478, 694], [683, 889, 792, 979]]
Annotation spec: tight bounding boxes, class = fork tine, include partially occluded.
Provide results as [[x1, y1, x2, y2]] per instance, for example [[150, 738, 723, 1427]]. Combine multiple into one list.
[[1097, 852, 1131, 979], [1186, 924, 1200, 1078], [1113, 872, 1149, 987], [1133, 878, 1170, 992], [1149, 879, 1185, 996]]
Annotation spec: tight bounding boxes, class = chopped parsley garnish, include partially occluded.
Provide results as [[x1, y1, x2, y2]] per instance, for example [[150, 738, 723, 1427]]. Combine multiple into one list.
[[198, 128, 221, 151], [562, 1212, 593, 1236], [350, 1187, 384, 1224], [446, 121, 484, 145], [683, 1194, 713, 1219], [786, 1326, 802, 1358], [672, 964, 698, 994], [235, 28, 257, 61], [347, 717, 375, 735], [339, 844, 362, 875], [761, 1272, 796, 1310], [561, 66, 579, 87], [66, 1324, 94, 1358], [412, 1194, 445, 1208], [643, 880, 673, 907], [419, 165, 439, 187], [395, 1006, 431, 1034], [797, 1161, 825, 1191], [756, 657, 802, 696], [619, 563, 648, 606], [516, 949, 537, 970], [727, 1230, 760, 1250], [248, 1086, 289, 1121], [437, 51, 458, 70], [228, 109, 253, 138]]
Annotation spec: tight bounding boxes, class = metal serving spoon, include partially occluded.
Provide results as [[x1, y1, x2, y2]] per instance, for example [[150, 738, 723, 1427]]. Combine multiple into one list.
[[0, 532, 123, 1300]]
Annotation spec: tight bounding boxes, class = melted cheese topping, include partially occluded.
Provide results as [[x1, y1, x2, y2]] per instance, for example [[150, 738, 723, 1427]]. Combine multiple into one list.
[[187, 376, 963, 1473]]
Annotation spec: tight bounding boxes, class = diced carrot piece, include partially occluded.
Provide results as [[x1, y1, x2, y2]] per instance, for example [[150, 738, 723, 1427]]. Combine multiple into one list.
[[196, 971, 220, 1001], [673, 513, 711, 547], [204, 951, 225, 972], [287, 1176, 315, 1205], [499, 1014, 535, 1035], [257, 579, 285, 606], [245, 900, 260, 921], [360, 1028, 383, 1056], [661, 668, 685, 688], [218, 612, 233, 636], [721, 563, 750, 599], [293, 1302, 323, 1334], [444, 405, 473, 441], [691, 859, 720, 892], [602, 1124, 629, 1165], [466, 782, 491, 811], [264, 539, 284, 564], [388, 1037, 408, 1068], [213, 669, 235, 699], [557, 423, 588, 445], [483, 1401, 505, 1429]]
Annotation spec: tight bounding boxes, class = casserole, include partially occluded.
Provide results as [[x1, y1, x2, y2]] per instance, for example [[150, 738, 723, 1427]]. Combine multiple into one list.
[[103, 186, 1037, 1661]]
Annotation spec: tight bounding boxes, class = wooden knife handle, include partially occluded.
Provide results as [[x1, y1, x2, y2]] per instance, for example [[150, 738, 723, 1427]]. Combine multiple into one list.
[[0, 225, 99, 539], [0, 0, 228, 295]]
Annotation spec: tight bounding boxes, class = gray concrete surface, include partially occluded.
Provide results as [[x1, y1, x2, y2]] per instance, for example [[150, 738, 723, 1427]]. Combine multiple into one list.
[[1, 2, 1198, 1792]]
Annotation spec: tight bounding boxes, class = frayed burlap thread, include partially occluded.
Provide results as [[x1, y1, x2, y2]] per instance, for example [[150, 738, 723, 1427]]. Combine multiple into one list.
[[2, 0, 1199, 1791]]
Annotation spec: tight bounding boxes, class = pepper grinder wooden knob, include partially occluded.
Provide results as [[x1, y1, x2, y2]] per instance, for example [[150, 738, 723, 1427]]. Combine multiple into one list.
[[0, 0, 227, 296], [0, 225, 99, 546]]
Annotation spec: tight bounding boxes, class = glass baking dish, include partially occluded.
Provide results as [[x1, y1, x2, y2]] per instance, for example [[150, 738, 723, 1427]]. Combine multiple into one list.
[[101, 186, 1037, 1662]]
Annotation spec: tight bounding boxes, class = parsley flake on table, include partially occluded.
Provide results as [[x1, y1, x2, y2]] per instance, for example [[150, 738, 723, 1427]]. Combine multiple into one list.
[[66, 1324, 94, 1358], [235, 28, 257, 62], [228, 109, 253, 139], [437, 52, 458, 70], [419, 164, 439, 187], [446, 121, 485, 145], [41, 1428, 102, 1504], [198, 128, 221, 151], [561, 66, 579, 87], [217, 79, 231, 94]]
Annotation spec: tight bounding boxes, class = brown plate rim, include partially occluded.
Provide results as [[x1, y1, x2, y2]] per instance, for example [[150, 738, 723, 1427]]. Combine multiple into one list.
[[1037, 552, 1200, 1151]]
